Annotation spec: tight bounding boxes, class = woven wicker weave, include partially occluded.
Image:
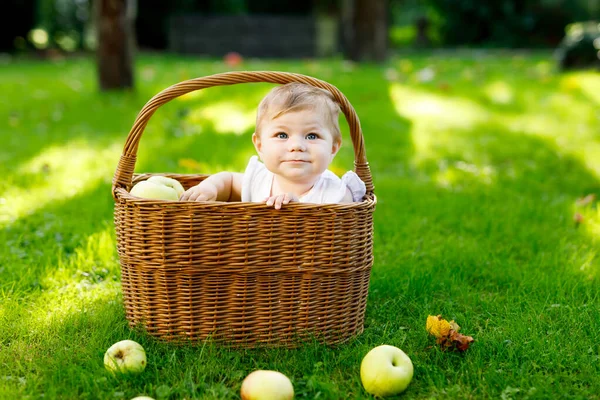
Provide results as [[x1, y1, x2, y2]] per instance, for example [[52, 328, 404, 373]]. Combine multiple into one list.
[[112, 71, 376, 347]]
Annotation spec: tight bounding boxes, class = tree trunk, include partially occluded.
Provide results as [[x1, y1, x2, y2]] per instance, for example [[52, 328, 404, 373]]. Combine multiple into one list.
[[343, 0, 388, 62], [96, 0, 136, 91]]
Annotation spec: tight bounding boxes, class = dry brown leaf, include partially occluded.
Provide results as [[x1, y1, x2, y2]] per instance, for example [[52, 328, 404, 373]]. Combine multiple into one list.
[[426, 315, 474, 352], [449, 330, 475, 352]]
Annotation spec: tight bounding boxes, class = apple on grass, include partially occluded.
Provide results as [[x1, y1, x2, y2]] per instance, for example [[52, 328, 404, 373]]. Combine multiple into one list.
[[130, 176, 185, 201], [240, 370, 294, 400], [360, 345, 414, 397], [104, 340, 147, 375]]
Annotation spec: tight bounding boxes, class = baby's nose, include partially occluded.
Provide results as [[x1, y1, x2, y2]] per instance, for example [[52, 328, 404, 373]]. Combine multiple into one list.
[[288, 136, 306, 151]]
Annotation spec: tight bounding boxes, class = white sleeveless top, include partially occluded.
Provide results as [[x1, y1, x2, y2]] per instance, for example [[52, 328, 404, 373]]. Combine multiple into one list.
[[241, 156, 366, 203]]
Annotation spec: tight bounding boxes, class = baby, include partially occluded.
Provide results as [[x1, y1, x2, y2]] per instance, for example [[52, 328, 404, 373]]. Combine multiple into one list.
[[179, 82, 366, 209]]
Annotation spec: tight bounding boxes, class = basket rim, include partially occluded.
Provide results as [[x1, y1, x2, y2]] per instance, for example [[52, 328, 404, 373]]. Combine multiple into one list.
[[114, 186, 377, 209]]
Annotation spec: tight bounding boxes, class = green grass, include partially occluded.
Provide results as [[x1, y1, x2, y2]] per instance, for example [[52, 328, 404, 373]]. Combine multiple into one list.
[[1, 51, 599, 399]]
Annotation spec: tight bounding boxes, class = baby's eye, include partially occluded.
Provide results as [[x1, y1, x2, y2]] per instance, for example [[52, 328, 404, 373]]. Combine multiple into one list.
[[306, 133, 318, 140], [276, 132, 288, 139]]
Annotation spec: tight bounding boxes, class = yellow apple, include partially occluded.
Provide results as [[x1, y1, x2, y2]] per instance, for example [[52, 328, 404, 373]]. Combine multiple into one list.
[[147, 176, 184, 197], [129, 176, 184, 201], [104, 340, 147, 375], [240, 370, 294, 400], [360, 345, 414, 397]]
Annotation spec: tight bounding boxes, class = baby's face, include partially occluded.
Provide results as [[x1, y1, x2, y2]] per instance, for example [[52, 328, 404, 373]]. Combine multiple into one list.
[[253, 109, 340, 185]]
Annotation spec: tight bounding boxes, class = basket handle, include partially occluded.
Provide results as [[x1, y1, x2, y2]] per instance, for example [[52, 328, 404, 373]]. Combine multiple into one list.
[[112, 71, 374, 198]]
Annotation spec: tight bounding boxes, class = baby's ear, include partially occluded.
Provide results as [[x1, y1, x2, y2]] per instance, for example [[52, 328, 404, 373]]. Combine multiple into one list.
[[252, 132, 262, 153], [331, 138, 341, 156]]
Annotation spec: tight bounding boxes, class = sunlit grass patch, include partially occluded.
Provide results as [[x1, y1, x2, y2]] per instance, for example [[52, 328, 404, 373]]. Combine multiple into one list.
[[388, 68, 600, 188], [483, 80, 514, 105], [185, 101, 256, 135], [389, 83, 490, 130], [434, 160, 497, 188], [0, 227, 123, 398], [561, 71, 600, 105], [1, 140, 120, 226]]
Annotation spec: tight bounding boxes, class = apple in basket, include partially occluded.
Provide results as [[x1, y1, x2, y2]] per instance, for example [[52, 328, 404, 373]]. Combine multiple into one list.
[[240, 370, 294, 400], [104, 340, 147, 375], [129, 176, 184, 201], [360, 345, 414, 397]]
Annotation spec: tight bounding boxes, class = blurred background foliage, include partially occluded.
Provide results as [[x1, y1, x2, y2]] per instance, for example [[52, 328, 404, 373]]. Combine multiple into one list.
[[389, 0, 598, 48], [3, 0, 599, 53]]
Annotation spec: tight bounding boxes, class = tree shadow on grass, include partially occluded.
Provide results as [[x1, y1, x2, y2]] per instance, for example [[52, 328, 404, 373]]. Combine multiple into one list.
[[0, 293, 132, 399], [332, 67, 415, 173], [1, 182, 116, 293], [373, 121, 599, 282]]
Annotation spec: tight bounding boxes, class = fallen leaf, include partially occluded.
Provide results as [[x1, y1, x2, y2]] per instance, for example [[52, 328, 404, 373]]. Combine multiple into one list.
[[426, 314, 474, 352], [426, 315, 451, 339], [449, 320, 460, 331], [576, 194, 596, 207], [178, 158, 203, 171], [449, 330, 475, 352], [438, 82, 451, 92]]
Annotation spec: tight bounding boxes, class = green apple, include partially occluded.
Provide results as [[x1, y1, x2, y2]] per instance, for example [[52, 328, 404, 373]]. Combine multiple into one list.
[[130, 176, 184, 201], [360, 345, 414, 397], [240, 370, 294, 400], [104, 340, 147, 375], [147, 176, 185, 197]]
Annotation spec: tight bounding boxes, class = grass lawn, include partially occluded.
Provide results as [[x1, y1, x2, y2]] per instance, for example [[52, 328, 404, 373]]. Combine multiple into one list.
[[1, 51, 599, 399]]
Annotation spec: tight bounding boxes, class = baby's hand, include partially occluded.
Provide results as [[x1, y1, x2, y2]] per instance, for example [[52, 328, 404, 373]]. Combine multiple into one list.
[[264, 193, 298, 210], [180, 183, 218, 202]]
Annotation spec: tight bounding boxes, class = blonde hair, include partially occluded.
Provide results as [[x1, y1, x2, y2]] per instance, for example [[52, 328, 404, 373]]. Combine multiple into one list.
[[255, 83, 342, 143]]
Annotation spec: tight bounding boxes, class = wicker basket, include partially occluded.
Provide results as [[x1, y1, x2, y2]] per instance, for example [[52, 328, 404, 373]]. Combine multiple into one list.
[[111, 71, 376, 347]]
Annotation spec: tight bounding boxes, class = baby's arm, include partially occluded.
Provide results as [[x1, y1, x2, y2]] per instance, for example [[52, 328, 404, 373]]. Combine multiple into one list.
[[180, 172, 243, 202]]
